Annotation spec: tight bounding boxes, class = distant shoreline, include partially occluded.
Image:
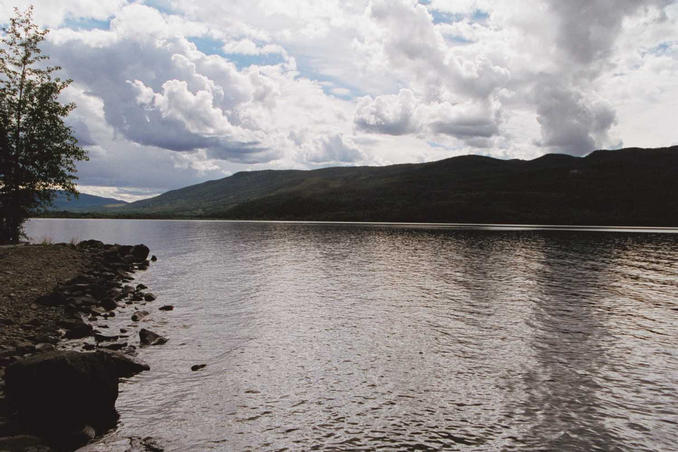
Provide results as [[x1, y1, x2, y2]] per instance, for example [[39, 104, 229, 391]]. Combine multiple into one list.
[[29, 217, 678, 234]]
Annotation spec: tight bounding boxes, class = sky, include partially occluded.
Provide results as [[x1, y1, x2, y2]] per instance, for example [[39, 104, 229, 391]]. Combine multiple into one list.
[[1, 0, 677, 201]]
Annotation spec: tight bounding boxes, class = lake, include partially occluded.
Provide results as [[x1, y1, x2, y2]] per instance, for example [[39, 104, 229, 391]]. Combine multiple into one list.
[[25, 219, 678, 451]]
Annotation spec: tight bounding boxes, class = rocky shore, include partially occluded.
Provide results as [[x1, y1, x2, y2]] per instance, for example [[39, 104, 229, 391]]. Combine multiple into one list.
[[0, 241, 167, 451]]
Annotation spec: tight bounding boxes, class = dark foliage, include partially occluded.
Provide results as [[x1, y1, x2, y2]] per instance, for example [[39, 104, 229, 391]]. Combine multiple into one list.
[[0, 7, 87, 242]]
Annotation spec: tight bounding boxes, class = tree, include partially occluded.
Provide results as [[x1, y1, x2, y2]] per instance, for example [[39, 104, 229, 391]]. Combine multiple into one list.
[[0, 7, 88, 243]]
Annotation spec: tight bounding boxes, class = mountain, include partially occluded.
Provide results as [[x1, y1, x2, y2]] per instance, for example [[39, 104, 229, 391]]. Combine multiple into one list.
[[104, 146, 678, 226], [47, 191, 128, 212]]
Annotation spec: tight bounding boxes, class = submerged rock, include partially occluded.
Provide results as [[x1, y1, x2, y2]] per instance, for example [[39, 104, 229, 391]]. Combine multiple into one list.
[[158, 305, 173, 311], [190, 364, 206, 372], [139, 329, 167, 346], [131, 310, 149, 322]]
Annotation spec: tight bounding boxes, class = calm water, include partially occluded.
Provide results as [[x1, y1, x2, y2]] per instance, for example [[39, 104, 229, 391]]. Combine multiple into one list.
[[25, 219, 678, 451]]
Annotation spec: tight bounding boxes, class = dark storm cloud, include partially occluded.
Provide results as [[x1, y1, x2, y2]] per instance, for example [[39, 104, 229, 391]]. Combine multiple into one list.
[[534, 80, 617, 155], [535, 0, 672, 155], [67, 119, 96, 146], [546, 0, 672, 66]]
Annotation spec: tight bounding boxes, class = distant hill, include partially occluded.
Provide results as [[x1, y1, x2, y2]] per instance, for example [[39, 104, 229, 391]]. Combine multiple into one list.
[[73, 146, 678, 226], [46, 191, 128, 212]]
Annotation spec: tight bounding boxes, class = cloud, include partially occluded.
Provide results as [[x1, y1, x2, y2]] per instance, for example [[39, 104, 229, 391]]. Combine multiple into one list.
[[354, 89, 420, 135], [533, 80, 618, 155], [545, 0, 672, 67], [222, 39, 287, 56], [10, 0, 673, 196], [305, 135, 365, 164]]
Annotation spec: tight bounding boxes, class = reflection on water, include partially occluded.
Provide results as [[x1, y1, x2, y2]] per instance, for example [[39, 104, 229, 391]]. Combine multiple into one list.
[[25, 219, 678, 451]]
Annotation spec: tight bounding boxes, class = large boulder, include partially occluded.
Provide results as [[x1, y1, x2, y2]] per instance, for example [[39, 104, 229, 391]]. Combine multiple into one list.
[[131, 244, 150, 261], [4, 351, 149, 449]]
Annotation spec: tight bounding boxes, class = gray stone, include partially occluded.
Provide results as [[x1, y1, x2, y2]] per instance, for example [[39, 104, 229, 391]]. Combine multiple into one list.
[[139, 329, 167, 346]]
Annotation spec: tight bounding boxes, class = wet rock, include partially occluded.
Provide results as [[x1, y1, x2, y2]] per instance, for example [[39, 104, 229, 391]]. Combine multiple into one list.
[[131, 311, 149, 322], [139, 329, 167, 346], [130, 292, 144, 302], [100, 350, 149, 377], [144, 293, 156, 302], [150, 255, 157, 262], [159, 305, 173, 311], [131, 244, 150, 261], [4, 351, 123, 448], [94, 334, 119, 343], [191, 364, 206, 372], [73, 424, 97, 444], [136, 284, 147, 291], [100, 298, 118, 311], [63, 321, 93, 339], [129, 436, 164, 451], [100, 342, 127, 351]]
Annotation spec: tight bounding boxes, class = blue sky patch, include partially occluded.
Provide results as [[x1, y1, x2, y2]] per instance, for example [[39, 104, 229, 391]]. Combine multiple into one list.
[[62, 16, 111, 30], [430, 10, 465, 25], [189, 37, 286, 68], [188, 36, 227, 57], [143, 0, 177, 15]]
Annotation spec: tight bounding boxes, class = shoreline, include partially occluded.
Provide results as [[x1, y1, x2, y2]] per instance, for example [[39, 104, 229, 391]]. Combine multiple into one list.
[[28, 217, 678, 234], [0, 241, 165, 451]]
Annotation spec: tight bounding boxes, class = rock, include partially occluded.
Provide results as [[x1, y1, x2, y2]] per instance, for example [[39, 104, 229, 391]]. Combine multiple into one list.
[[77, 239, 104, 249], [139, 329, 167, 346], [131, 311, 149, 322], [118, 245, 133, 256], [70, 295, 98, 307], [63, 321, 93, 339], [159, 305, 173, 311], [36, 291, 67, 306], [3, 351, 132, 448], [191, 364, 206, 372], [100, 342, 127, 351], [136, 284, 147, 290], [150, 255, 157, 262], [129, 436, 164, 451], [14, 341, 36, 355], [130, 292, 144, 302], [35, 343, 55, 353], [144, 293, 156, 301], [131, 244, 150, 261], [99, 350, 149, 377], [94, 334, 119, 343], [0, 434, 51, 452], [100, 298, 118, 311]]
